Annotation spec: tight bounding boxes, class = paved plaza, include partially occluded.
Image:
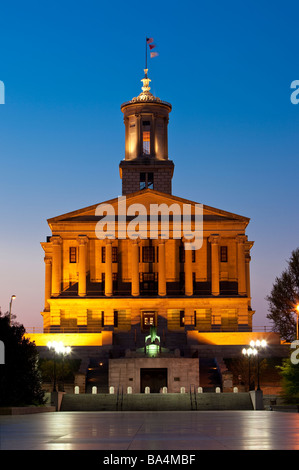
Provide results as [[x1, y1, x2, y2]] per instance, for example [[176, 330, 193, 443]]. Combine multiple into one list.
[[1, 410, 299, 450]]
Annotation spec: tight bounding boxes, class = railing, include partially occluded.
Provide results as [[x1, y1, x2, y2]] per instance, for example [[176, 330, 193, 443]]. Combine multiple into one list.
[[25, 324, 275, 334], [251, 325, 274, 332], [25, 327, 107, 334]]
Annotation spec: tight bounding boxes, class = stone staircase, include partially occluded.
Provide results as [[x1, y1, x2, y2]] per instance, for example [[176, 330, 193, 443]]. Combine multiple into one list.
[[60, 392, 253, 411]]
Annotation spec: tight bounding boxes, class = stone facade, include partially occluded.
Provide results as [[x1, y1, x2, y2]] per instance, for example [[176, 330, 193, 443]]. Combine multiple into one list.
[[34, 68, 269, 394], [109, 356, 199, 394]]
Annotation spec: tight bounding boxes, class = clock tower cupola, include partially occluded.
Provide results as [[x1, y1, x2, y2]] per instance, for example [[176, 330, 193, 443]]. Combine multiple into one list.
[[119, 69, 174, 195]]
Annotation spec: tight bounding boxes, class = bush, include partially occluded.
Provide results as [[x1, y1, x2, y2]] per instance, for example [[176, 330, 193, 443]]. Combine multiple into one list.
[[277, 358, 299, 404]]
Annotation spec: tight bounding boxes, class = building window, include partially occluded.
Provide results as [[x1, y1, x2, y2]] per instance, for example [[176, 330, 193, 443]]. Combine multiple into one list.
[[112, 247, 118, 263], [113, 310, 118, 328], [143, 131, 150, 154], [140, 172, 154, 190], [147, 172, 154, 189], [220, 246, 228, 262], [69, 247, 77, 263], [140, 172, 146, 190], [143, 312, 155, 329], [179, 245, 195, 263], [142, 121, 151, 155], [140, 272, 158, 294], [180, 310, 185, 327], [142, 246, 155, 263], [102, 246, 118, 263]]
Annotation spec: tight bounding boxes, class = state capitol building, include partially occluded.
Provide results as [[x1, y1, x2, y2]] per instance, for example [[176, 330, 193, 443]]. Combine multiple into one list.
[[29, 67, 283, 395]]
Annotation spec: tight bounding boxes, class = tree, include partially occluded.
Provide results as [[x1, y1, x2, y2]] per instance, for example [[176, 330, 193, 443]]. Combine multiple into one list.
[[39, 357, 81, 390], [0, 312, 45, 406], [277, 358, 299, 404], [266, 248, 299, 342]]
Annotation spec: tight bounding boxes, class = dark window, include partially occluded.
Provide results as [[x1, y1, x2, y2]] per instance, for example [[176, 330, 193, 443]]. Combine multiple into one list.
[[142, 246, 155, 263], [113, 310, 118, 328], [179, 245, 184, 263], [140, 172, 146, 190], [101, 246, 106, 263], [140, 172, 154, 190], [69, 247, 77, 263], [179, 246, 195, 262], [140, 272, 158, 293], [220, 246, 228, 263], [102, 246, 118, 263], [112, 247, 118, 263], [147, 172, 154, 189]]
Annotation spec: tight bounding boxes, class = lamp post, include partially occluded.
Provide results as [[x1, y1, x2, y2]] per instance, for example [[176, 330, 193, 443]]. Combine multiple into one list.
[[47, 341, 71, 392], [242, 347, 257, 391], [249, 339, 267, 391], [8, 295, 16, 326], [61, 345, 71, 392]]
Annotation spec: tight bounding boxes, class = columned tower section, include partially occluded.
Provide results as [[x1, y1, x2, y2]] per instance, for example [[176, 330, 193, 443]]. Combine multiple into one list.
[[119, 69, 174, 195]]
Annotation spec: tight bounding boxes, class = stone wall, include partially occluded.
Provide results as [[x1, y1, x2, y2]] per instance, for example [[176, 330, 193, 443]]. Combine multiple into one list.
[[109, 356, 199, 393]]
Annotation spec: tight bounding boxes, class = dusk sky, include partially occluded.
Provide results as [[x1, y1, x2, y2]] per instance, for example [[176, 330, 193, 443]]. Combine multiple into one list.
[[0, 0, 298, 331]]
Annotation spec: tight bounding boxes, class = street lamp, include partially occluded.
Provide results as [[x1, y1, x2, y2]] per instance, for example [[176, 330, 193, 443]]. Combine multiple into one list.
[[249, 339, 267, 391], [242, 347, 257, 391], [8, 295, 16, 326], [47, 341, 71, 392]]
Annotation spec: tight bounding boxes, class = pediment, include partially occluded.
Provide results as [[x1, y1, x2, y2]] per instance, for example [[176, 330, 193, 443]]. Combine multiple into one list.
[[47, 189, 249, 227]]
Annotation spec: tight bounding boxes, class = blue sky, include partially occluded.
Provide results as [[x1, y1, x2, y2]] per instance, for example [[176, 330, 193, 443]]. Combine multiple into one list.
[[0, 0, 298, 330]]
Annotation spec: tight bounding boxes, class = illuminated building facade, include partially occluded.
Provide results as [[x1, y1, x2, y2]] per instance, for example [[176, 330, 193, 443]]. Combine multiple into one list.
[[35, 69, 280, 393]]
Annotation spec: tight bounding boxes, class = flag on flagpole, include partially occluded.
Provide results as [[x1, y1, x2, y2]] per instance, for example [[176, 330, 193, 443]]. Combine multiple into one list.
[[146, 37, 159, 64]]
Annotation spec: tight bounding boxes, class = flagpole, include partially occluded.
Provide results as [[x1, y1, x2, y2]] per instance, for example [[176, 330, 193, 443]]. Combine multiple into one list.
[[145, 36, 147, 72]]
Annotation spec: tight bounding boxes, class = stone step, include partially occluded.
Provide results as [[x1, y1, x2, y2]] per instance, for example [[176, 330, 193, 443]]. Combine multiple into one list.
[[60, 392, 254, 411]]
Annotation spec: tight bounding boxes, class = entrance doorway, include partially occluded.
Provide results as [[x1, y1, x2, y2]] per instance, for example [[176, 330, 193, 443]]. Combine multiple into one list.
[[140, 368, 167, 393]]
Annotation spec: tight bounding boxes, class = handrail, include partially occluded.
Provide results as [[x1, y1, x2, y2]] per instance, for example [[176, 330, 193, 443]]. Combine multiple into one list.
[[189, 384, 197, 410], [116, 385, 123, 411]]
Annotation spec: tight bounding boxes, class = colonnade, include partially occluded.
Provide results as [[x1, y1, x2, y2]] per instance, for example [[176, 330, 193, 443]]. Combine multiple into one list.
[[43, 234, 249, 310]]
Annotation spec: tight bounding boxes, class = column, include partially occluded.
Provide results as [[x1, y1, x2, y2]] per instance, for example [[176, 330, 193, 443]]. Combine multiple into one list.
[[51, 236, 62, 296], [44, 257, 52, 310], [158, 239, 166, 296], [136, 114, 142, 157], [237, 235, 247, 295], [151, 114, 155, 158], [184, 239, 193, 296], [78, 236, 88, 297], [105, 239, 113, 297], [209, 234, 220, 296], [245, 253, 251, 300], [131, 238, 140, 296]]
